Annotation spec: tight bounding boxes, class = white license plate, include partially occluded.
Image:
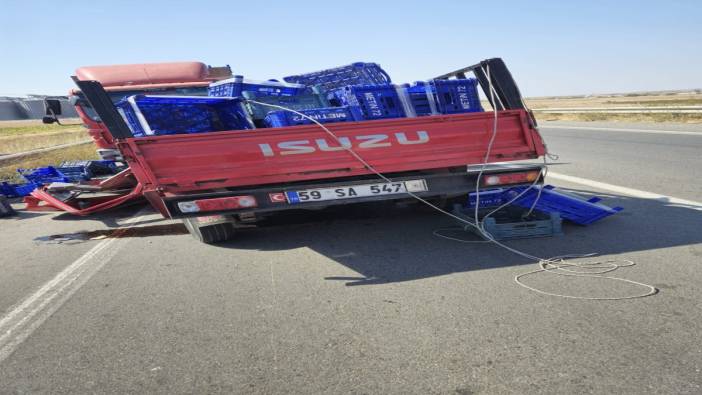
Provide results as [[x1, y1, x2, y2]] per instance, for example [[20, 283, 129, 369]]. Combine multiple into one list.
[[286, 179, 427, 204]]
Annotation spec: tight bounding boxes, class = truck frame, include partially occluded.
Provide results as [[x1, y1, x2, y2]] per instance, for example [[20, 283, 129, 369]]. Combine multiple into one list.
[[72, 58, 547, 243]]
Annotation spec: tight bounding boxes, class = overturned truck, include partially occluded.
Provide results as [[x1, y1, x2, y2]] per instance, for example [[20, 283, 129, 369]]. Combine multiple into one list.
[[47, 58, 547, 243]]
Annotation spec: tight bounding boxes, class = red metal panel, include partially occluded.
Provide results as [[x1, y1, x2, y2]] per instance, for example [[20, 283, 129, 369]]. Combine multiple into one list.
[[75, 62, 209, 87], [121, 110, 544, 194]]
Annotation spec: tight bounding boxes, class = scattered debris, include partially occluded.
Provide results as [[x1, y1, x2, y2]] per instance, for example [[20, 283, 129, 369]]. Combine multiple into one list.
[[0, 195, 16, 217], [459, 185, 623, 240]]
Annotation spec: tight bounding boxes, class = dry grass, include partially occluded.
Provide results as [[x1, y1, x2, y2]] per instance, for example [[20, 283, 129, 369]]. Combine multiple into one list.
[[534, 112, 702, 123], [516, 92, 702, 123], [0, 143, 99, 182], [603, 98, 702, 106], [0, 132, 90, 155], [0, 119, 83, 136], [524, 92, 702, 109], [0, 119, 90, 155]]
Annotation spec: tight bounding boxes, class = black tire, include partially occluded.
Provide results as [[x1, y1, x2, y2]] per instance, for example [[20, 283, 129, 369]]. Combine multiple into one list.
[[182, 217, 236, 244], [0, 196, 16, 218]]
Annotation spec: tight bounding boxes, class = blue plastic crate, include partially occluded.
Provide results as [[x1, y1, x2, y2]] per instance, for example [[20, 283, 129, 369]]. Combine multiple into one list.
[[329, 84, 406, 120], [58, 160, 118, 180], [264, 106, 358, 128], [242, 89, 331, 121], [404, 82, 439, 116], [208, 76, 305, 97], [116, 95, 254, 136], [1, 182, 37, 198], [54, 166, 90, 181], [283, 62, 392, 91], [17, 167, 71, 186], [452, 204, 562, 240], [465, 188, 510, 208], [506, 185, 623, 225], [431, 78, 483, 114]]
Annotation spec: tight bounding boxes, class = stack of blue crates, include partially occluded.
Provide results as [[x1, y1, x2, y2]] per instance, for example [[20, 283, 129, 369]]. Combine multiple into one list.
[[328, 84, 406, 120], [264, 106, 358, 128], [208, 76, 305, 97], [114, 62, 489, 137], [116, 95, 254, 137], [283, 62, 392, 91]]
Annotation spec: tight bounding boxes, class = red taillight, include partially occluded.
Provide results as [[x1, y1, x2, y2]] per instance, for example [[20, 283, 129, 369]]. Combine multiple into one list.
[[482, 171, 540, 187], [177, 195, 257, 213]]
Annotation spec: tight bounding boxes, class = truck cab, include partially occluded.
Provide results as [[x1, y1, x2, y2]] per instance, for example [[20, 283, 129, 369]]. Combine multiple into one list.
[[70, 61, 232, 160]]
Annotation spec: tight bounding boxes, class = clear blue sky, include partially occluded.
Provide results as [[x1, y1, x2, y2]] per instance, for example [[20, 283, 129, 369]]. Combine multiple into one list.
[[1, 0, 700, 97]]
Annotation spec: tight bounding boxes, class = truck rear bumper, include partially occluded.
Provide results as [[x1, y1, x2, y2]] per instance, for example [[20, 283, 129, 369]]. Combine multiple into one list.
[[161, 164, 544, 219]]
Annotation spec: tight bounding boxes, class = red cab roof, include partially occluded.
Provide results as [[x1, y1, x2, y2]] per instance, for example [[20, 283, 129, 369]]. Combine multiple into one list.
[[75, 61, 231, 91]]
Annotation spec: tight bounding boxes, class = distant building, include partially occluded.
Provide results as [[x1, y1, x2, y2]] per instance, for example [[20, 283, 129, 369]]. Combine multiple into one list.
[[0, 96, 78, 121]]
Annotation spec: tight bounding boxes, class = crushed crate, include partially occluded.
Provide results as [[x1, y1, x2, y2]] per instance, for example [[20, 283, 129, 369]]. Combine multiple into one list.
[[506, 185, 623, 226], [116, 95, 254, 136], [1, 182, 37, 198], [58, 160, 118, 181], [55, 164, 90, 181], [18, 167, 71, 185], [208, 76, 305, 97], [283, 62, 392, 91], [264, 106, 358, 128], [452, 204, 563, 240], [328, 84, 406, 120], [242, 90, 330, 122]]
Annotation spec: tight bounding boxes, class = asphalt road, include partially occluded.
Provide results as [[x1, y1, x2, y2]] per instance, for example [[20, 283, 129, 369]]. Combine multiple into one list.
[[1, 121, 701, 394]]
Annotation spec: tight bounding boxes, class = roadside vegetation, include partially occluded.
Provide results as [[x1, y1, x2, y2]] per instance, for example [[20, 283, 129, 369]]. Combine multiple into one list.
[[533, 112, 702, 123], [521, 91, 702, 123], [0, 142, 98, 182], [0, 119, 88, 155], [0, 119, 97, 182]]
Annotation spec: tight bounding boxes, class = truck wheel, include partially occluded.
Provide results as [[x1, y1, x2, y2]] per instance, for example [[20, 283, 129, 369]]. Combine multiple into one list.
[[182, 217, 236, 244]]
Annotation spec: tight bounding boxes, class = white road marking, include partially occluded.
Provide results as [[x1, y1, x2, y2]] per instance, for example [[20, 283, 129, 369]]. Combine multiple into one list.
[[540, 125, 702, 136], [0, 211, 152, 363], [549, 172, 702, 209]]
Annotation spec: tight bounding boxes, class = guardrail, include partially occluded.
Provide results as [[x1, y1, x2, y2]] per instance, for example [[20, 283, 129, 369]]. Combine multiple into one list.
[[532, 106, 702, 114]]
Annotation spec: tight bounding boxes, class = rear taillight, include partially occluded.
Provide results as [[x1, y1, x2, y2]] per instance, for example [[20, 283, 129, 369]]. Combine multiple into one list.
[[482, 170, 540, 187], [177, 195, 257, 213]]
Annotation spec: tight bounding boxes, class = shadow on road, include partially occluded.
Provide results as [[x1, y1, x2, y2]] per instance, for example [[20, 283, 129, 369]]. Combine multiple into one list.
[[216, 189, 702, 286]]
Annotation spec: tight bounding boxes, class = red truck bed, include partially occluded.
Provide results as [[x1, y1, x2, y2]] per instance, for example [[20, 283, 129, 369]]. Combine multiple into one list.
[[120, 109, 544, 194]]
